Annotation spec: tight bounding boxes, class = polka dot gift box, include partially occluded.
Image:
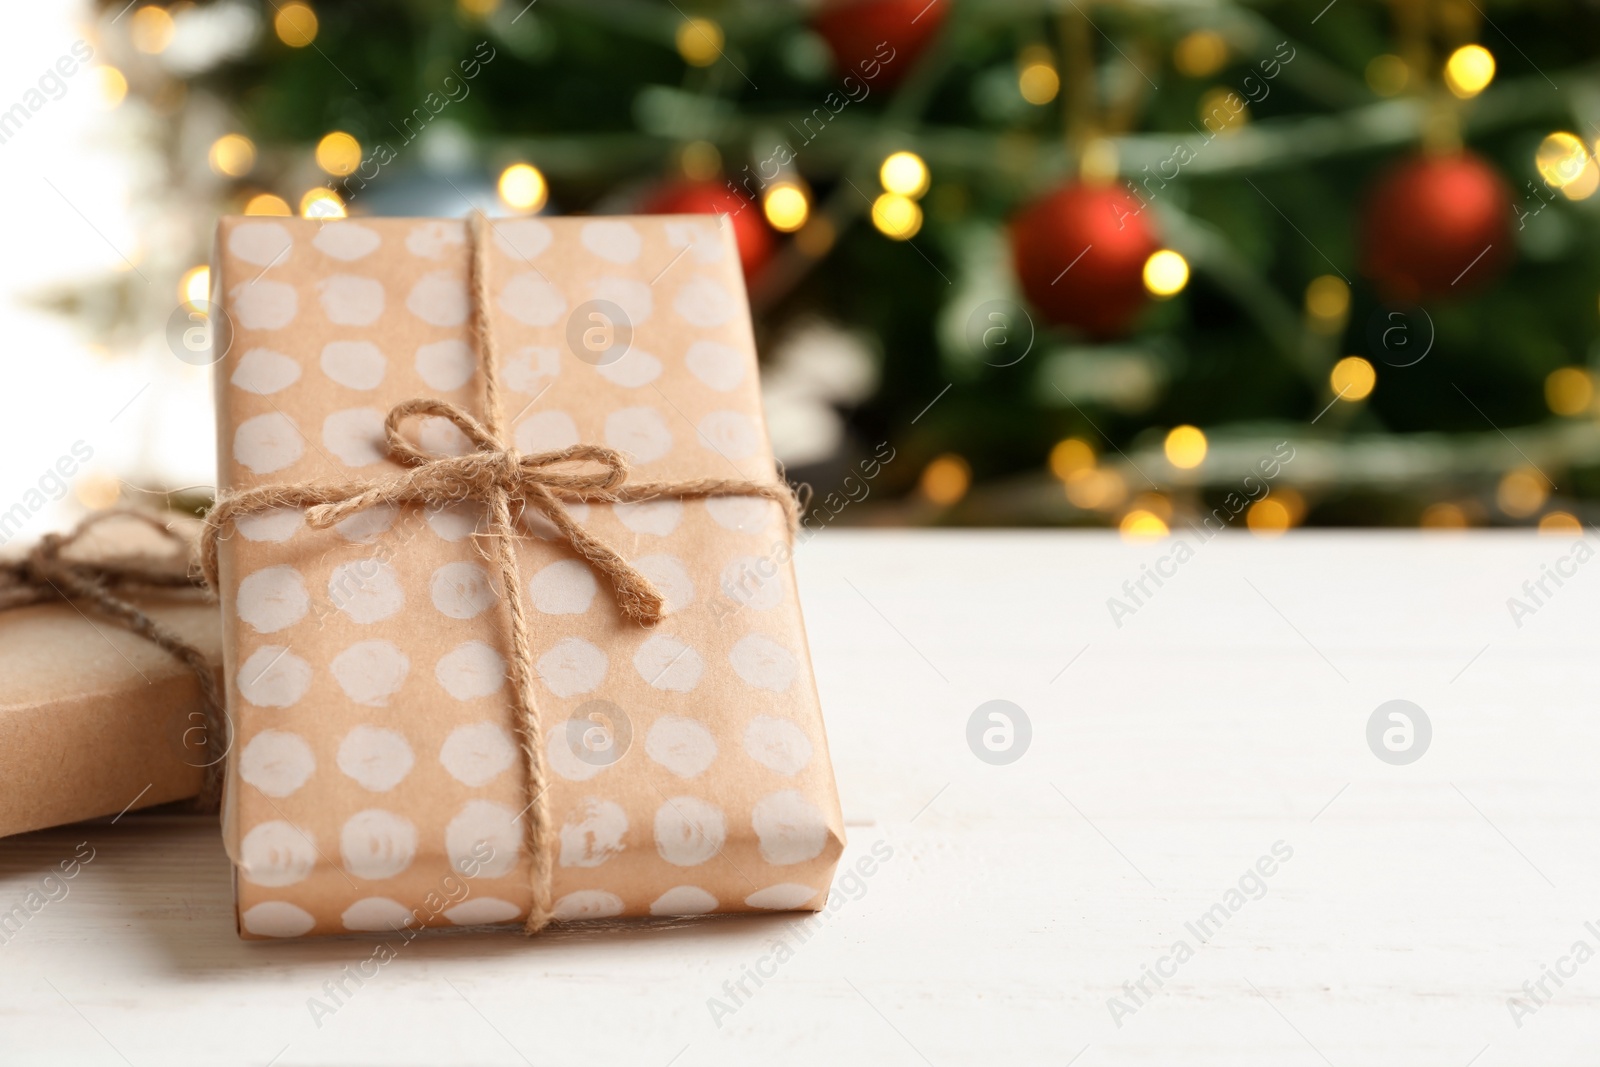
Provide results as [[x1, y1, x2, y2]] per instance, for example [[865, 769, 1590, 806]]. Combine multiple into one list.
[[209, 215, 844, 939]]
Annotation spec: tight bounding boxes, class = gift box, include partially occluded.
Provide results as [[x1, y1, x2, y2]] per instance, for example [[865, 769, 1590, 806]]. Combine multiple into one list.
[[0, 517, 221, 839], [209, 213, 844, 938]]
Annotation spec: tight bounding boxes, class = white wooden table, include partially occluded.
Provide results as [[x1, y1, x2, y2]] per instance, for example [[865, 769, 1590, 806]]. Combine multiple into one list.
[[3, 530, 1598, 1065]]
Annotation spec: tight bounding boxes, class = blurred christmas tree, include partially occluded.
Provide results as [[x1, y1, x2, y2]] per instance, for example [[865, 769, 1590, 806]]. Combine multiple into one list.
[[79, 0, 1600, 532]]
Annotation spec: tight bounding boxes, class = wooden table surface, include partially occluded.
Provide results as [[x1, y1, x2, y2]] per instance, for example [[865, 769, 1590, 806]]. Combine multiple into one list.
[[3, 530, 1597, 1065]]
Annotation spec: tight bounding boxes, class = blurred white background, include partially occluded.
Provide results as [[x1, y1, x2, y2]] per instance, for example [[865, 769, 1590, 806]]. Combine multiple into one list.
[[0, 1, 213, 545]]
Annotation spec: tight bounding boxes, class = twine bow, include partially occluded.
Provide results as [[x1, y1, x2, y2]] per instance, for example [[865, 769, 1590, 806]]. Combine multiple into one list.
[[202, 213, 797, 934], [1, 509, 227, 807]]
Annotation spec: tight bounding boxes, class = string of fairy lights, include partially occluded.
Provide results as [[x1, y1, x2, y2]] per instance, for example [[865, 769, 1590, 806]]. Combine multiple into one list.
[[88, 1, 1600, 536]]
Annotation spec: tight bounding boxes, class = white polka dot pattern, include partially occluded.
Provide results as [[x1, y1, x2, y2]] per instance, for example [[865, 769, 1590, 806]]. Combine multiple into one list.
[[425, 502, 483, 541], [528, 559, 597, 615], [646, 716, 717, 779], [552, 890, 625, 921], [231, 348, 302, 395], [320, 341, 386, 390], [499, 273, 567, 326], [236, 566, 309, 634], [684, 340, 745, 391], [447, 800, 520, 878], [228, 221, 293, 266], [515, 410, 579, 453], [633, 633, 703, 692], [233, 412, 303, 474], [705, 495, 773, 532], [663, 220, 725, 263], [313, 222, 381, 261], [237, 646, 312, 708], [240, 730, 315, 798], [614, 499, 682, 536], [558, 798, 628, 868], [418, 415, 473, 456], [216, 216, 841, 936], [406, 221, 462, 260], [673, 275, 735, 326], [407, 271, 468, 326], [698, 411, 761, 460], [337, 725, 414, 791], [236, 507, 303, 542], [239, 821, 317, 888], [492, 219, 552, 261], [603, 407, 672, 463], [231, 281, 297, 330], [330, 641, 410, 707], [503, 345, 560, 394], [631, 554, 693, 613], [431, 561, 497, 619], [751, 790, 830, 865], [341, 809, 417, 880], [440, 722, 516, 787], [594, 348, 661, 388], [651, 885, 718, 916], [720, 555, 783, 612], [592, 276, 652, 324], [729, 633, 799, 693], [654, 796, 725, 867], [536, 637, 607, 697], [445, 898, 521, 926], [241, 901, 316, 938], [745, 884, 820, 910], [341, 897, 413, 932], [328, 559, 405, 624], [323, 408, 388, 467], [546, 727, 606, 783], [743, 715, 813, 776], [415, 339, 476, 391], [334, 505, 396, 543], [317, 275, 384, 326], [435, 641, 506, 701], [580, 220, 641, 263]]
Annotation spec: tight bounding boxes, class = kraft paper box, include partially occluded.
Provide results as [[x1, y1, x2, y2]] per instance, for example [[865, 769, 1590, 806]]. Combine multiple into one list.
[[0, 520, 220, 838], [211, 214, 844, 938]]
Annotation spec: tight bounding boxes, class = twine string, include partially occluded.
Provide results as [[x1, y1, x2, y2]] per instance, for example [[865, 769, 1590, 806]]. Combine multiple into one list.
[[0, 509, 226, 808]]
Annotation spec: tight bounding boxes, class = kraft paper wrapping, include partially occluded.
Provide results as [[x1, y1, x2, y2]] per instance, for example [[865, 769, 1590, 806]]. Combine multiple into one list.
[[0, 593, 217, 839], [211, 215, 844, 939]]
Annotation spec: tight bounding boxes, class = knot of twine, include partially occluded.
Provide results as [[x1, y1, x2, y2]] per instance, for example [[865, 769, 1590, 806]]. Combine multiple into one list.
[[0, 509, 227, 808], [201, 213, 797, 934]]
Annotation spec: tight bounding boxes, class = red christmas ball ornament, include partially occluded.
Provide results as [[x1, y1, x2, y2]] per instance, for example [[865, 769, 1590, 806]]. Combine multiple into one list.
[[811, 0, 948, 89], [640, 179, 776, 280], [1360, 151, 1512, 302], [1010, 182, 1160, 338]]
